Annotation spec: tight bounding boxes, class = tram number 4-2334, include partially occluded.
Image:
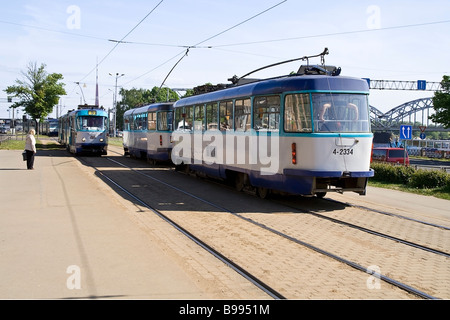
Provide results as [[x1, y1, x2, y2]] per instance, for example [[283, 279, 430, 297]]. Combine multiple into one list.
[[333, 148, 354, 155]]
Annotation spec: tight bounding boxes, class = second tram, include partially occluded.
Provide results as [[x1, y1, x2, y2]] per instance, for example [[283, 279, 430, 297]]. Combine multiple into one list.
[[123, 102, 174, 162]]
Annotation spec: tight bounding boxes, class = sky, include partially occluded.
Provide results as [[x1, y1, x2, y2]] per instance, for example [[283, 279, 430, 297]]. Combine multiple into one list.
[[0, 0, 449, 119]]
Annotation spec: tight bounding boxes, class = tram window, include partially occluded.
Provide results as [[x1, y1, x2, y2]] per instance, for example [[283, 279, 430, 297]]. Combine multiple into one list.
[[134, 113, 147, 130], [185, 106, 193, 130], [124, 117, 130, 131], [284, 94, 312, 132], [175, 107, 191, 131], [142, 113, 148, 130], [219, 101, 233, 131], [175, 108, 183, 130], [176, 106, 193, 131], [312, 93, 370, 133], [194, 105, 205, 131], [235, 98, 251, 131], [142, 114, 148, 130], [158, 111, 173, 131], [77, 116, 106, 131], [254, 95, 280, 131], [128, 115, 134, 130], [133, 114, 139, 130], [206, 103, 219, 130], [148, 112, 156, 130]]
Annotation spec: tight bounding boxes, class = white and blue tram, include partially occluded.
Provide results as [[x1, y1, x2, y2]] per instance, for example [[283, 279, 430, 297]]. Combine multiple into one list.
[[58, 105, 108, 155], [123, 102, 174, 162], [171, 66, 374, 198]]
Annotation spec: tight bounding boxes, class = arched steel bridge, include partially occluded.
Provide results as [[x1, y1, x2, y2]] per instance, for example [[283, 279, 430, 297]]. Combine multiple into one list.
[[370, 97, 438, 130], [367, 79, 448, 131]]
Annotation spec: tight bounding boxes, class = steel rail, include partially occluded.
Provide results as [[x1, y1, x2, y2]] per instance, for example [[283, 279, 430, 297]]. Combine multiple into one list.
[[104, 156, 440, 300], [84, 158, 286, 300], [325, 198, 450, 231], [274, 200, 450, 259]]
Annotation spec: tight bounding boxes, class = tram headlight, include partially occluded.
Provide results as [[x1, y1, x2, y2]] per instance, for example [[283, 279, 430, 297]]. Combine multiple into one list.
[[100, 138, 104, 142], [82, 137, 86, 142]]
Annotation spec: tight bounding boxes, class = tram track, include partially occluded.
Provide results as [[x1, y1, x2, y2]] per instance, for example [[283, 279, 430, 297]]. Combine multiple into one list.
[[270, 199, 450, 259], [77, 149, 448, 299], [324, 197, 450, 231], [77, 155, 285, 300], [108, 154, 450, 261]]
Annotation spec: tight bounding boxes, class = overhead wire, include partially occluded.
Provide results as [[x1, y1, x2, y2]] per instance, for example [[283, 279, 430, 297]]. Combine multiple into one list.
[[192, 0, 287, 48], [0, 19, 107, 41], [4, 12, 447, 51], [210, 19, 450, 48], [111, 19, 450, 49], [112, 17, 450, 88], [127, 0, 288, 88], [77, 0, 165, 83], [5, 3, 447, 104], [4, 7, 447, 79]]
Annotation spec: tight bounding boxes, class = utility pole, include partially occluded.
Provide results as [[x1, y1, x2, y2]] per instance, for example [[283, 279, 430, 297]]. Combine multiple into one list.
[[109, 73, 124, 137]]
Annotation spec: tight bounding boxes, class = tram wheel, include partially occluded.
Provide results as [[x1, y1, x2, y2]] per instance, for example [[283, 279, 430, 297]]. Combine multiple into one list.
[[235, 173, 246, 192], [256, 187, 270, 199], [315, 192, 327, 199]]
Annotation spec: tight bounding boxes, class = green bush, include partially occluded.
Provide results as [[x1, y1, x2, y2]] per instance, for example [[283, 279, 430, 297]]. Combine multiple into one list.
[[371, 163, 414, 184], [371, 162, 450, 189], [371, 163, 392, 182], [408, 169, 450, 189]]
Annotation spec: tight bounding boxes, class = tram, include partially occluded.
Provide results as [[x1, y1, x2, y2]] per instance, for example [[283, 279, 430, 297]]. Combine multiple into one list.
[[58, 105, 109, 155], [171, 61, 374, 198], [123, 102, 174, 162]]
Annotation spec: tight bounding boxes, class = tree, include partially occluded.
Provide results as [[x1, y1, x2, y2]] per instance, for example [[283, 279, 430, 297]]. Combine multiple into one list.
[[5, 62, 66, 125], [429, 75, 450, 128]]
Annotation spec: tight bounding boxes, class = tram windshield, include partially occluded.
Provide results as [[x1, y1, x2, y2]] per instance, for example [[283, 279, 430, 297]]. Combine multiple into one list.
[[77, 116, 107, 131], [312, 93, 370, 133]]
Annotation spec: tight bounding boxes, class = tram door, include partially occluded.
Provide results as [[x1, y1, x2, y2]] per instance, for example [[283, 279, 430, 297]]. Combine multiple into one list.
[[69, 116, 75, 146]]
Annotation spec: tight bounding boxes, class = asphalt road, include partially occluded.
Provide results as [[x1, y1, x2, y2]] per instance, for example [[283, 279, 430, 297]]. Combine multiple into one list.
[[410, 158, 450, 172]]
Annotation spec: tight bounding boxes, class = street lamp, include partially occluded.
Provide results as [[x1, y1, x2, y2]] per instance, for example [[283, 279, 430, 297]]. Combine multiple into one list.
[[109, 73, 124, 137], [74, 82, 87, 104]]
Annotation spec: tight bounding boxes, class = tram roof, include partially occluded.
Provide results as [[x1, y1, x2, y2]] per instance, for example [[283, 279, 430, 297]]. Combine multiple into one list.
[[174, 74, 369, 108], [123, 102, 174, 117], [63, 107, 108, 117]]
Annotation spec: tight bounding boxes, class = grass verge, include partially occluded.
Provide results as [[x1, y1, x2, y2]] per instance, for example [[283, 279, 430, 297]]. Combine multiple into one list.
[[0, 137, 63, 151]]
